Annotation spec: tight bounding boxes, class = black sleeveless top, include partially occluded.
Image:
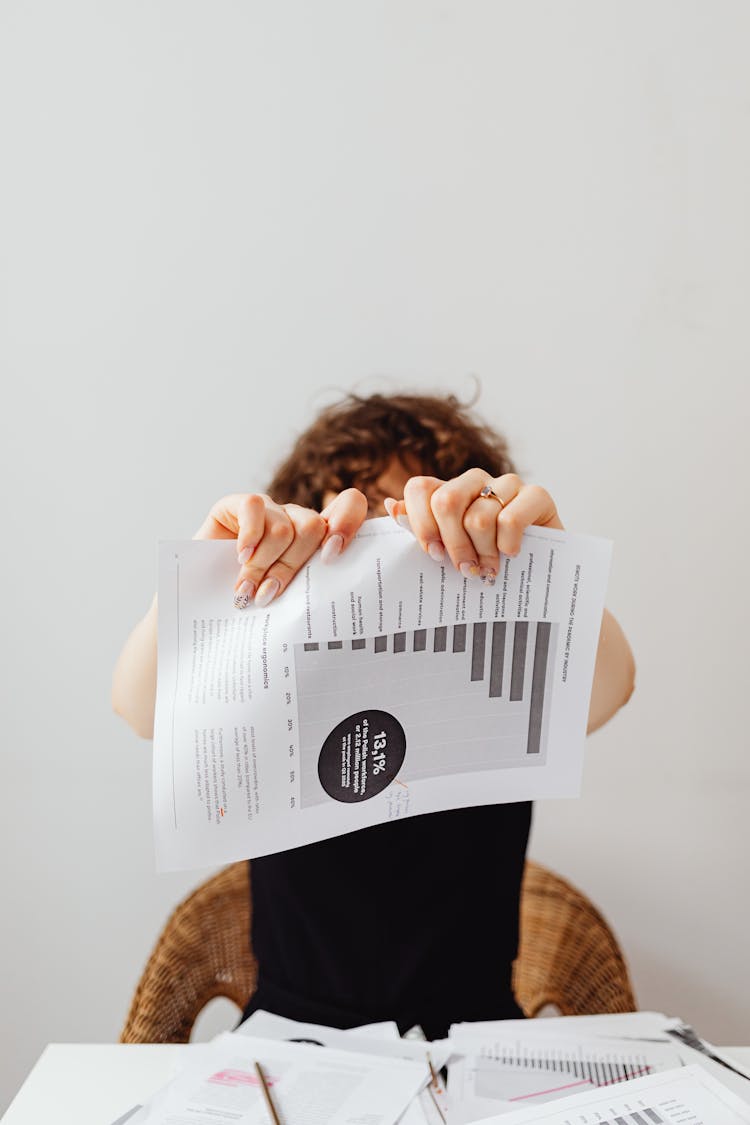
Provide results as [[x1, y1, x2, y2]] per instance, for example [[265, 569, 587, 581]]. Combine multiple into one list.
[[242, 801, 531, 1040]]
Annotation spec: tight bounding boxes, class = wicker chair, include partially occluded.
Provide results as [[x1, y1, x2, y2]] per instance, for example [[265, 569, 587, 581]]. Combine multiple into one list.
[[513, 861, 636, 1017], [120, 859, 636, 1043]]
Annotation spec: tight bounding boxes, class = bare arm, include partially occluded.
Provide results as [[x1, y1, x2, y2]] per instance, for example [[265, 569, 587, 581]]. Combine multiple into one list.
[[112, 594, 158, 739], [587, 608, 635, 733]]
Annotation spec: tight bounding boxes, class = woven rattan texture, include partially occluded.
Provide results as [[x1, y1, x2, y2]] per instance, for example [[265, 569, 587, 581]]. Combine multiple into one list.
[[121, 864, 256, 1043], [120, 859, 635, 1042], [514, 862, 636, 1016]]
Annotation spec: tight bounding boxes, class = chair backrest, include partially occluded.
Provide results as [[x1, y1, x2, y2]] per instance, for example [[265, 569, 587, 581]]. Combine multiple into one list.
[[121, 864, 256, 1043], [120, 859, 635, 1043], [514, 861, 636, 1016]]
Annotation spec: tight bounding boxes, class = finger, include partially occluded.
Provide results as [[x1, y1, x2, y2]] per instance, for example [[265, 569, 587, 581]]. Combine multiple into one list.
[[429, 468, 505, 577], [236, 494, 267, 564], [397, 476, 446, 563], [462, 498, 502, 581], [496, 483, 562, 558], [318, 488, 368, 563], [234, 504, 294, 605], [462, 473, 523, 579], [194, 493, 254, 540], [250, 505, 328, 605]]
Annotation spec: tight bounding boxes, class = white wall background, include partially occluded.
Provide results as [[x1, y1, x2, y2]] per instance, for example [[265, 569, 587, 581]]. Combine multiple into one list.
[[1, 0, 748, 1111]]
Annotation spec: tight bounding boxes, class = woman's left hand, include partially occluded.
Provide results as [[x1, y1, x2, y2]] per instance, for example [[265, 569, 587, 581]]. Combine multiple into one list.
[[388, 468, 634, 730], [384, 469, 563, 582]]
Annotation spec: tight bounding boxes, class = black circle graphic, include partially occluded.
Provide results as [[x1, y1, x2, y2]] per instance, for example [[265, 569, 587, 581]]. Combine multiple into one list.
[[318, 709, 406, 803]]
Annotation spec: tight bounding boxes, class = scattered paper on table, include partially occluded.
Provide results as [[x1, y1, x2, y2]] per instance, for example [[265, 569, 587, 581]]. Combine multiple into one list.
[[447, 1030, 683, 1122], [236, 1008, 452, 1068], [450, 1011, 673, 1042], [237, 1010, 450, 1124], [128, 1031, 428, 1125], [472, 1063, 750, 1124]]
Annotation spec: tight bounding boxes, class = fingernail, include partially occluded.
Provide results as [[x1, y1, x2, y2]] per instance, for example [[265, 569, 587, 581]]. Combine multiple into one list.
[[459, 561, 480, 579], [321, 533, 344, 564], [237, 545, 256, 565], [233, 580, 255, 609], [480, 567, 497, 585], [396, 515, 411, 531], [427, 540, 445, 563], [384, 498, 397, 518], [254, 577, 280, 607]]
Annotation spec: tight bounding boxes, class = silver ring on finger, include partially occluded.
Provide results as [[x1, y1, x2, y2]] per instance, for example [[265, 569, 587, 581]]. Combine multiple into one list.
[[479, 483, 505, 509]]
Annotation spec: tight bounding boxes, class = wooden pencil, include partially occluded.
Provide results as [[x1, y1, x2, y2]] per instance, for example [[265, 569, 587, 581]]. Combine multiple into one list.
[[254, 1060, 282, 1125]]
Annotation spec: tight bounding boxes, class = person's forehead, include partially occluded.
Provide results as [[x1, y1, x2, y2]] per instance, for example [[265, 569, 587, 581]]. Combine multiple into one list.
[[372, 458, 407, 485], [371, 452, 422, 488], [321, 452, 422, 511]]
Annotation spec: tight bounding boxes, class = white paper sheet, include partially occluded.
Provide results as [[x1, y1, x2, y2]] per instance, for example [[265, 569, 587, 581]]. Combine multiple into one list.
[[447, 1031, 683, 1122], [154, 519, 611, 868], [667, 1042, 750, 1104], [473, 1063, 750, 1124], [236, 1009, 398, 1041], [235, 1009, 452, 1068], [450, 1012, 673, 1042], [236, 1010, 451, 1125], [128, 1031, 428, 1125]]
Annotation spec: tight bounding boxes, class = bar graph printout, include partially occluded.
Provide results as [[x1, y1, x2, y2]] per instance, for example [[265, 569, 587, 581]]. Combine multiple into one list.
[[474, 1064, 750, 1124], [446, 1033, 684, 1123], [154, 518, 611, 869]]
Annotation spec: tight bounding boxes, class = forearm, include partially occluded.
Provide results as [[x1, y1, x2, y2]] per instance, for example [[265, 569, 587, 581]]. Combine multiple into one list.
[[112, 594, 158, 739], [587, 608, 635, 733]]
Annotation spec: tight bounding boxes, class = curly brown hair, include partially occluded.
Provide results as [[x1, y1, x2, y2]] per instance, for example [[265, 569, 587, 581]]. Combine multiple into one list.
[[266, 391, 516, 510]]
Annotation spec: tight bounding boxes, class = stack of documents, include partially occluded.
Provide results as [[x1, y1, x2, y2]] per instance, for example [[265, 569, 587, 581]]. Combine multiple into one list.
[[474, 1065, 750, 1124], [116, 1010, 750, 1124], [124, 1027, 432, 1124], [446, 1010, 750, 1120], [448, 1013, 684, 1121]]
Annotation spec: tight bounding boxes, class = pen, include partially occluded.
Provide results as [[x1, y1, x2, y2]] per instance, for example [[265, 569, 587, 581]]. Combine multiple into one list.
[[426, 1051, 441, 1088], [254, 1060, 283, 1125], [425, 1051, 447, 1123], [425, 1082, 447, 1123]]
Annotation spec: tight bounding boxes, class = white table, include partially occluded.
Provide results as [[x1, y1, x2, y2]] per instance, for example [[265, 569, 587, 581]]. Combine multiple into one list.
[[2, 1045, 195, 1125], [4, 1043, 750, 1124]]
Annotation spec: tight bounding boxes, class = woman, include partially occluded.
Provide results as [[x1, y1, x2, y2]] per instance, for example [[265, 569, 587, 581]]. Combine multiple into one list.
[[113, 390, 635, 1038]]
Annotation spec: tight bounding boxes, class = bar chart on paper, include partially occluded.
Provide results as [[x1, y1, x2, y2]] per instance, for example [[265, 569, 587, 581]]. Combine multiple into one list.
[[488, 1064, 750, 1125], [447, 1035, 685, 1124], [597, 1113, 664, 1124], [499, 1091, 745, 1125], [473, 1040, 668, 1091], [293, 620, 558, 808], [517, 1109, 666, 1125]]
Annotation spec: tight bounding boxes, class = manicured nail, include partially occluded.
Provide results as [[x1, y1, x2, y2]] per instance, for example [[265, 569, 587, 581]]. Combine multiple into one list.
[[233, 580, 255, 609], [237, 545, 256, 565], [396, 515, 411, 531], [459, 561, 480, 579], [321, 533, 344, 564], [427, 540, 445, 563], [480, 567, 497, 585], [384, 498, 397, 518], [254, 577, 280, 607]]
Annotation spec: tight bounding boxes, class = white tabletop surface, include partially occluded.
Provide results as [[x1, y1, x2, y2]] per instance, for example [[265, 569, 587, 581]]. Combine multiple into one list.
[[3, 1043, 750, 1125]]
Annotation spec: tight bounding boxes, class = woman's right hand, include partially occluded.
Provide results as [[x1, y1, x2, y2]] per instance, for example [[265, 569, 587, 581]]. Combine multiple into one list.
[[193, 489, 369, 609]]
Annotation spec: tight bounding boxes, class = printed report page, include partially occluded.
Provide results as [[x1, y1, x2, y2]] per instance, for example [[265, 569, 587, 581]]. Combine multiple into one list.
[[154, 518, 611, 870]]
